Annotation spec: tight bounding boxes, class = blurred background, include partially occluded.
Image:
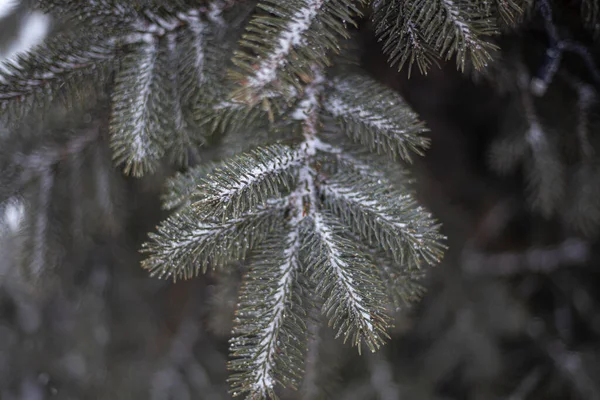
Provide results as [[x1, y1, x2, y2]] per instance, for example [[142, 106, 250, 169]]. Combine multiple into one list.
[[1, 1, 600, 399]]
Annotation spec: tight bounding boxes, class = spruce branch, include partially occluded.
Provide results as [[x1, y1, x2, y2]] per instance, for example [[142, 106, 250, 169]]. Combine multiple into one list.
[[193, 144, 306, 219], [230, 0, 366, 104], [110, 37, 166, 176], [197, 96, 275, 137], [374, 0, 499, 73], [374, 0, 439, 76], [0, 29, 117, 123], [141, 200, 288, 280], [305, 211, 391, 351], [178, 11, 214, 103], [488, 0, 529, 28], [156, 33, 197, 166], [143, 67, 444, 397], [310, 134, 403, 179], [2, 3, 231, 176], [291, 70, 392, 350], [110, 6, 226, 175], [321, 172, 445, 267], [229, 221, 308, 399], [414, 0, 498, 70], [324, 75, 430, 161]]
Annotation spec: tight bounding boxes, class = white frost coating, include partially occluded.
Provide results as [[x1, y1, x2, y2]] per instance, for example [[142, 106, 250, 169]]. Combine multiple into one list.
[[144, 9, 180, 31], [167, 201, 288, 258], [295, 68, 325, 159], [247, 0, 325, 89], [252, 206, 303, 393], [325, 94, 399, 133], [292, 69, 325, 120], [441, 0, 476, 46], [133, 10, 182, 36], [165, 221, 223, 253], [322, 183, 407, 228], [187, 15, 206, 84], [315, 142, 386, 177], [128, 39, 159, 162], [215, 148, 304, 201], [251, 71, 330, 391], [323, 184, 377, 208], [405, 21, 424, 52], [313, 212, 374, 333]]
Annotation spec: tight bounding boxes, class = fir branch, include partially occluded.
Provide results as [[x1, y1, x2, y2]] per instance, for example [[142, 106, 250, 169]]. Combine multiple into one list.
[[230, 0, 365, 104], [487, 0, 528, 28], [142, 67, 445, 398], [141, 199, 288, 280], [0, 29, 117, 123], [177, 8, 232, 105], [420, 0, 498, 70], [161, 32, 201, 166], [313, 129, 409, 180], [375, 0, 498, 72], [197, 96, 273, 136], [110, 37, 167, 176], [324, 75, 430, 161], [315, 142, 388, 178], [321, 172, 445, 267], [178, 11, 212, 104], [229, 220, 308, 398], [305, 212, 390, 352], [194, 144, 306, 218], [374, 1, 439, 76], [3, 4, 232, 173]]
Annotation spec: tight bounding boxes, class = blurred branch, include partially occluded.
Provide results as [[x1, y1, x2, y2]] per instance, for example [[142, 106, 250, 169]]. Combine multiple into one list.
[[13, 126, 99, 183]]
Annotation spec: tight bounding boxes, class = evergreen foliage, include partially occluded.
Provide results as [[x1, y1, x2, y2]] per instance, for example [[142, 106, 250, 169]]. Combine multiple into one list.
[[484, 0, 600, 233], [6, 0, 592, 398], [142, 69, 444, 396], [373, 0, 531, 75]]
